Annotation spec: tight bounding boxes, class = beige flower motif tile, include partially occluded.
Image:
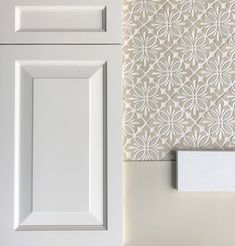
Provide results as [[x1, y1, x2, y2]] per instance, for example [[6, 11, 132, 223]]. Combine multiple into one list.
[[122, 0, 235, 160]]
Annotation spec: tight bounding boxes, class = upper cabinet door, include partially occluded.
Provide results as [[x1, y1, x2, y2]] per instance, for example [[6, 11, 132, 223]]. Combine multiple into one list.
[[0, 0, 121, 44]]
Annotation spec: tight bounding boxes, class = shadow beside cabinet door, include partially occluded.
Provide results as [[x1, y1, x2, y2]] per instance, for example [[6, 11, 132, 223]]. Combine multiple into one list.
[[0, 1, 121, 43], [0, 45, 122, 246]]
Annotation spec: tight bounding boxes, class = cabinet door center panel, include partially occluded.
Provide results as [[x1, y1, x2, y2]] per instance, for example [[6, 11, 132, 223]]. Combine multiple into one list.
[[14, 60, 106, 230], [33, 78, 89, 212]]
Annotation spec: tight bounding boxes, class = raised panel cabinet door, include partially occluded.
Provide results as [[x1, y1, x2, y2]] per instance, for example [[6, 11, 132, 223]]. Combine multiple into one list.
[[0, 0, 121, 44], [0, 45, 122, 246]]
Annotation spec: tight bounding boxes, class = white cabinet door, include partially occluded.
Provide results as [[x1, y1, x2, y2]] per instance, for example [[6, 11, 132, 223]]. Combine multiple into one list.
[[0, 0, 121, 44], [0, 45, 122, 246]]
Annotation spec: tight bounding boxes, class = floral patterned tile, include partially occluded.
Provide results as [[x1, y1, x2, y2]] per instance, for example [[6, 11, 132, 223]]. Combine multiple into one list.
[[122, 0, 235, 160]]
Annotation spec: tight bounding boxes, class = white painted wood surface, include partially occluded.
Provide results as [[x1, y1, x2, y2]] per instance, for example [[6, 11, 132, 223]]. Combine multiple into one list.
[[15, 6, 106, 32], [0, 45, 122, 245], [177, 151, 235, 191], [0, 1, 121, 44]]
